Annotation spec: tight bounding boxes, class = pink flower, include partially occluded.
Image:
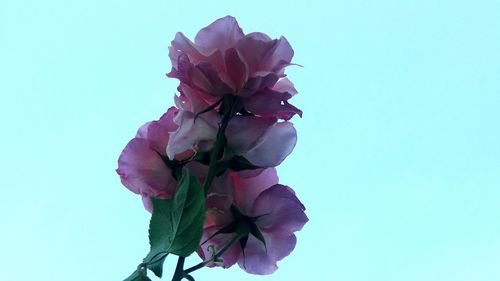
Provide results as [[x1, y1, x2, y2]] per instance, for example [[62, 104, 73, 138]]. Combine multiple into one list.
[[165, 84, 220, 159], [197, 169, 308, 275], [167, 16, 302, 120], [166, 83, 297, 167], [225, 116, 297, 167], [116, 107, 193, 211]]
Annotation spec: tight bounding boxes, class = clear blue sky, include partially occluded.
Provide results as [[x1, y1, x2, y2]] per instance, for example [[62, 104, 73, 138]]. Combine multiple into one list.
[[1, 0, 500, 280]]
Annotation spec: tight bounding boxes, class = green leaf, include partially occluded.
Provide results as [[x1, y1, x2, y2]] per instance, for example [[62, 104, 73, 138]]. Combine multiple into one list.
[[145, 253, 168, 278], [124, 270, 151, 281], [146, 169, 205, 261]]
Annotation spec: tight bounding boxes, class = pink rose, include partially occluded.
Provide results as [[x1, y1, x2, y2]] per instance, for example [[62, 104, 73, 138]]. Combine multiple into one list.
[[167, 16, 302, 120], [197, 169, 308, 275], [116, 107, 193, 211], [166, 83, 297, 167]]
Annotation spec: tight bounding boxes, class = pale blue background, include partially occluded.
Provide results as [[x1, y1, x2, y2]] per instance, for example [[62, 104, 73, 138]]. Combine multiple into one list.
[[1, 0, 499, 280]]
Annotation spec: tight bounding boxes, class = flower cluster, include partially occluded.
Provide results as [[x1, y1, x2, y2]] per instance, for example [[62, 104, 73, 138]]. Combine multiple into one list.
[[117, 16, 307, 279]]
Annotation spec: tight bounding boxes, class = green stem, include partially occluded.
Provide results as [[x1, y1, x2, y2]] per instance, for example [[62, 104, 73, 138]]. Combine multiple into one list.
[[167, 96, 239, 280], [184, 233, 241, 275], [202, 96, 237, 195], [171, 256, 185, 281]]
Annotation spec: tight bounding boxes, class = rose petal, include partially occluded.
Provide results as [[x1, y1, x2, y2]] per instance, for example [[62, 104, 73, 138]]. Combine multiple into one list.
[[236, 35, 276, 75], [243, 88, 302, 120], [204, 194, 233, 227], [251, 184, 308, 235], [166, 110, 217, 159], [194, 16, 244, 53], [262, 36, 294, 74], [245, 32, 272, 42], [226, 116, 277, 154], [272, 77, 298, 96], [242, 122, 297, 167], [238, 233, 297, 275], [224, 48, 248, 91], [142, 196, 153, 213], [236, 34, 293, 75], [116, 138, 176, 198], [230, 168, 278, 213], [167, 54, 231, 97], [238, 72, 279, 98], [175, 83, 219, 113], [169, 32, 224, 69], [142, 107, 178, 155]]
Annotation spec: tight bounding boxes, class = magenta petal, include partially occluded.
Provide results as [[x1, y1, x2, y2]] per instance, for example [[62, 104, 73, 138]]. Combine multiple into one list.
[[142, 196, 153, 213], [169, 32, 202, 67], [116, 138, 176, 199], [169, 31, 226, 66], [135, 122, 150, 139], [252, 184, 308, 235], [238, 72, 279, 98], [226, 116, 276, 154], [243, 88, 302, 120], [156, 107, 179, 132], [236, 35, 277, 75], [142, 107, 178, 155], [195, 62, 233, 95], [167, 55, 206, 91], [175, 84, 220, 113], [236, 34, 293, 76], [224, 48, 248, 91], [168, 54, 232, 97], [169, 33, 197, 65], [242, 122, 297, 167], [197, 226, 241, 269], [262, 36, 294, 73], [272, 77, 298, 96], [166, 110, 217, 159], [194, 16, 244, 53], [245, 32, 272, 42], [204, 194, 233, 228], [231, 168, 278, 213], [238, 234, 297, 275]]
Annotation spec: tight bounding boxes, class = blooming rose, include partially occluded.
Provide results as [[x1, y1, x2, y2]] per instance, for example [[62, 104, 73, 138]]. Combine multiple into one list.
[[167, 16, 302, 120], [166, 83, 297, 167], [116, 107, 193, 211], [197, 168, 308, 275]]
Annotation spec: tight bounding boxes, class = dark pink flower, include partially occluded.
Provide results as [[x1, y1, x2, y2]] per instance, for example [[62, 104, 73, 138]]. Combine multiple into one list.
[[225, 116, 297, 167], [116, 107, 193, 211], [165, 84, 297, 166], [167, 110, 297, 168], [167, 16, 302, 120], [166, 84, 219, 160], [197, 169, 308, 275]]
